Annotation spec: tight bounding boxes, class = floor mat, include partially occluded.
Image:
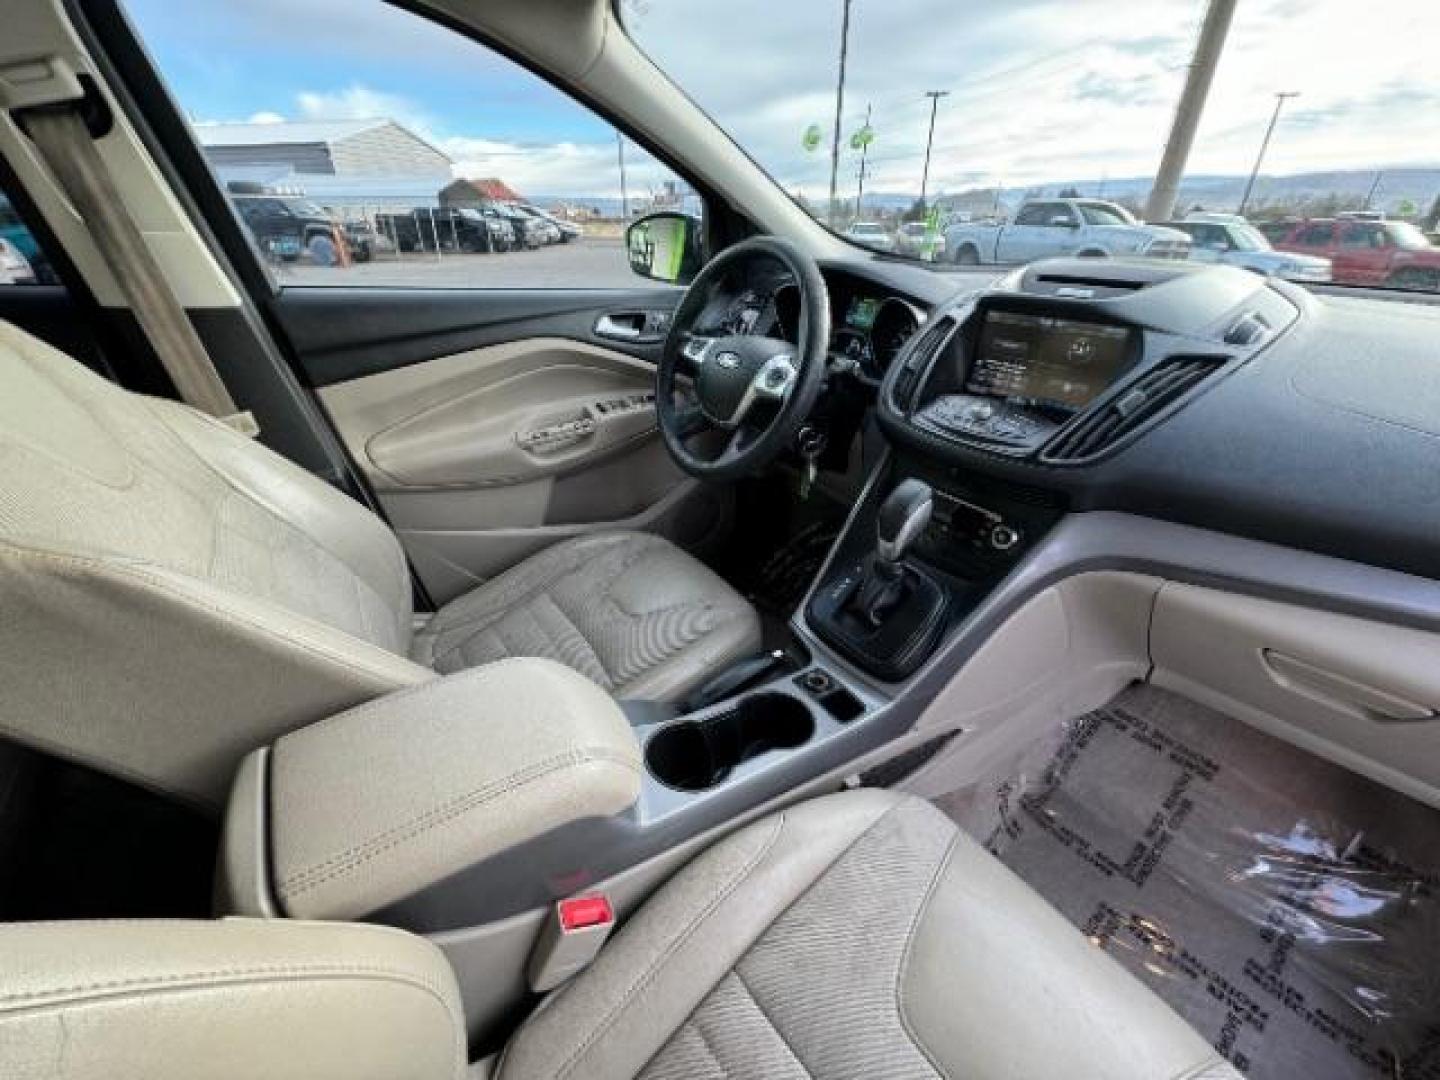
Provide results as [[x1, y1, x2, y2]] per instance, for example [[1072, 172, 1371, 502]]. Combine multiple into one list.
[[934, 684, 1440, 1080]]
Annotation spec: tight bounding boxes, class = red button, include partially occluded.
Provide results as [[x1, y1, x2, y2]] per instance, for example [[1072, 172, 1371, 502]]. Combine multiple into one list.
[[558, 894, 613, 932]]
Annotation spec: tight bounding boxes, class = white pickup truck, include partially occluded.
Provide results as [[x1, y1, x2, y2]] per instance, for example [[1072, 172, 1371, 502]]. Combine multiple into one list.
[[944, 198, 1190, 265]]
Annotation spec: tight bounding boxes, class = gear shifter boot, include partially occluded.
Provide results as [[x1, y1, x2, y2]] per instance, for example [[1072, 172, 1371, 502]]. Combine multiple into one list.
[[807, 553, 949, 680], [853, 557, 908, 627]]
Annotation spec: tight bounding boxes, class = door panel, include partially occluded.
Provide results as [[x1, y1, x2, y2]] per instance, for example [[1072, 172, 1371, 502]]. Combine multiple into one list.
[[274, 287, 682, 387], [318, 331, 707, 605]]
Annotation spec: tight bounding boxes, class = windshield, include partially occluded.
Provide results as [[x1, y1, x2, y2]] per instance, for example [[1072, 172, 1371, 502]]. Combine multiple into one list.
[[1229, 224, 1268, 251], [1077, 202, 1135, 227], [625, 0, 1440, 294]]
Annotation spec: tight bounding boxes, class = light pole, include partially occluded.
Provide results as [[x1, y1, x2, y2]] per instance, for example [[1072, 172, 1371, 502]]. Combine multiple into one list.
[[827, 0, 854, 225], [616, 130, 629, 221], [919, 90, 949, 210], [1238, 91, 1299, 215], [1144, 0, 1237, 222]]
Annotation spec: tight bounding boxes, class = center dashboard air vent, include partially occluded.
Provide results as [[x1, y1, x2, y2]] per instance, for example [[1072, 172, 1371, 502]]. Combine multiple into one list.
[[889, 314, 956, 410], [1041, 355, 1227, 463]]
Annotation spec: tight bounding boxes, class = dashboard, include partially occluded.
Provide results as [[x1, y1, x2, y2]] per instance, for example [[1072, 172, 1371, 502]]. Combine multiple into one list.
[[871, 256, 1440, 583], [697, 262, 922, 385], [691, 246, 1440, 583]]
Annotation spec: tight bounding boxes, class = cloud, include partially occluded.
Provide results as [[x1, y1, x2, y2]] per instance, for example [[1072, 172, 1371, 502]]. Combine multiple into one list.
[[295, 85, 436, 132], [246, 111, 285, 125]]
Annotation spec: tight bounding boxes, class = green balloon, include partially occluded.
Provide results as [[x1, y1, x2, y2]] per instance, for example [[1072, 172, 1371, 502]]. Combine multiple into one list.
[[802, 124, 823, 152], [849, 125, 874, 151]]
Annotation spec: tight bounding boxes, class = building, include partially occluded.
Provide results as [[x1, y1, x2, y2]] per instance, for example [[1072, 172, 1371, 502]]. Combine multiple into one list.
[[196, 119, 453, 179], [440, 177, 526, 207]]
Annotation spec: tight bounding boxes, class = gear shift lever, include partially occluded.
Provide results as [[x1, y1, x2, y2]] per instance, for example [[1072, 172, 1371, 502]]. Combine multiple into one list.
[[875, 480, 934, 567], [853, 480, 934, 627]]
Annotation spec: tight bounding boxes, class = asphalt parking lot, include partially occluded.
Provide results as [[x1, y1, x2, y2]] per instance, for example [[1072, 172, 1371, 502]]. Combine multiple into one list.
[[278, 236, 643, 289]]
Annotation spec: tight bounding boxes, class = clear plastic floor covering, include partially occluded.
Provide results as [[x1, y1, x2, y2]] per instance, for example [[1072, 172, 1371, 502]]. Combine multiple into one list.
[[934, 684, 1440, 1079]]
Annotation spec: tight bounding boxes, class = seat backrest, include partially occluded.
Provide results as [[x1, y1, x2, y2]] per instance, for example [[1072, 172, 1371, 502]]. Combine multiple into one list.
[[0, 320, 431, 806]]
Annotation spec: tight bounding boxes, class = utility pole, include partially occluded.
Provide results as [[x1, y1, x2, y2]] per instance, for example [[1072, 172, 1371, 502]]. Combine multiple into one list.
[[1238, 91, 1300, 215], [616, 131, 629, 221], [919, 90, 949, 210], [854, 102, 872, 218], [1144, 0, 1237, 222], [1363, 171, 1384, 210], [827, 0, 854, 225]]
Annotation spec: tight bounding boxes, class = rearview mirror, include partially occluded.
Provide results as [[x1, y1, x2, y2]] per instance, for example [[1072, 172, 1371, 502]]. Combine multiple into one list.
[[626, 212, 703, 285]]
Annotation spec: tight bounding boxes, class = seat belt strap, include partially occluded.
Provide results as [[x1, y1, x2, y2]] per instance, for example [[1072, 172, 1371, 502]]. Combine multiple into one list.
[[22, 106, 257, 435]]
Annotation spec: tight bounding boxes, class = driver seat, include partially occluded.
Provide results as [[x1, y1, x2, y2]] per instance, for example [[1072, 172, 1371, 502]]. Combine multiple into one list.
[[0, 320, 760, 805]]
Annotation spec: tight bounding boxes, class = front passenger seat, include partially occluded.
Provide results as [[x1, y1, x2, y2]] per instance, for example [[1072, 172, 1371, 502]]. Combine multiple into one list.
[[0, 791, 1241, 1079], [0, 320, 759, 805]]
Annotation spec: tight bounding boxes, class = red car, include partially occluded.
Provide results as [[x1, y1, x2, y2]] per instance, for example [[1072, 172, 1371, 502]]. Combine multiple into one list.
[[1267, 218, 1440, 290]]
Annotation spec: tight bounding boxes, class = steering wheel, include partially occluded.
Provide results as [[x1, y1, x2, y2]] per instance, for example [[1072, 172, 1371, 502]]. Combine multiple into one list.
[[656, 236, 831, 480]]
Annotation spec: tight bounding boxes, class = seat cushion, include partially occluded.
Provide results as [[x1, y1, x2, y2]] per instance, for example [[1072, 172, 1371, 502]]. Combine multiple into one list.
[[411, 531, 761, 703], [496, 789, 1241, 1080]]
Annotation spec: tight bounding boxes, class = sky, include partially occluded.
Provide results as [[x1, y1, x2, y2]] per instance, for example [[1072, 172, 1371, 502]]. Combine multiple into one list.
[[124, 0, 1440, 203]]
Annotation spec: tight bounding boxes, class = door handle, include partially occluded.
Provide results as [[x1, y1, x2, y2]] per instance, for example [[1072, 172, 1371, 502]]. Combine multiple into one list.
[[1261, 650, 1436, 723], [595, 310, 671, 344]]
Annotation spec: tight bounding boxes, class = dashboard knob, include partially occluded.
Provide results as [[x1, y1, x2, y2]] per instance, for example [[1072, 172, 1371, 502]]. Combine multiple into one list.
[[989, 523, 1020, 551]]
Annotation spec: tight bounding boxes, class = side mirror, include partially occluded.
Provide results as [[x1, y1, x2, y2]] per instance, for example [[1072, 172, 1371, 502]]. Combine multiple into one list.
[[626, 212, 703, 285]]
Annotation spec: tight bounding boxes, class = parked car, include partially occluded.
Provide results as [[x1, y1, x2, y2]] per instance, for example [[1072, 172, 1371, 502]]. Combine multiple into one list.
[[230, 192, 346, 262], [0, 195, 54, 282], [0, 236, 35, 284], [894, 221, 947, 260], [492, 204, 547, 249], [1160, 218, 1331, 283], [516, 202, 583, 242], [844, 221, 896, 252], [1267, 218, 1440, 290], [376, 207, 513, 253], [945, 198, 1191, 264], [509, 204, 563, 244]]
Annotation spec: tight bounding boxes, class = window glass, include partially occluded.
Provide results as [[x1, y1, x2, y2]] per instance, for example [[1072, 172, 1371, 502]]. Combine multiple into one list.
[[0, 183, 58, 285], [1298, 223, 1335, 246], [1340, 223, 1383, 248], [1077, 202, 1133, 227], [1013, 204, 1051, 227], [122, 0, 698, 289]]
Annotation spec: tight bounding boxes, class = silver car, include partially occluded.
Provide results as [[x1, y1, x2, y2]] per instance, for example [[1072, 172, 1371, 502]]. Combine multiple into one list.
[[1166, 216, 1331, 283]]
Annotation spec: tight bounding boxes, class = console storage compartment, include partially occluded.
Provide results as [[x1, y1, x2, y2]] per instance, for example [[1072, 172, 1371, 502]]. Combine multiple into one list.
[[645, 692, 815, 792], [217, 659, 642, 921]]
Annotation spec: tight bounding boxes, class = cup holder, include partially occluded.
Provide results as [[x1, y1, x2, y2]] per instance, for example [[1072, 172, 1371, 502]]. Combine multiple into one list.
[[645, 692, 815, 792]]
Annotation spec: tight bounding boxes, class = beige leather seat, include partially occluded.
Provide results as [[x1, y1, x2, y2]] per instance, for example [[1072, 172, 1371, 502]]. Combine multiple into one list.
[[0, 790, 1240, 1079], [0, 320, 759, 805]]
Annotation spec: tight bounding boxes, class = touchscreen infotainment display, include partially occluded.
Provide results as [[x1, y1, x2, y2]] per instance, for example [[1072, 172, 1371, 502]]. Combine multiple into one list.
[[966, 311, 1131, 409]]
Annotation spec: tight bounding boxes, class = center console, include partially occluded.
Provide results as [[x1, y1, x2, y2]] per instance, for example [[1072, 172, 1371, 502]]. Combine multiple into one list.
[[807, 258, 1298, 681]]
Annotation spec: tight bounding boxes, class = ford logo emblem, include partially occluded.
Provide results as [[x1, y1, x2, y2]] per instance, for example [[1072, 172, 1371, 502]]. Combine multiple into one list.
[[715, 351, 740, 369]]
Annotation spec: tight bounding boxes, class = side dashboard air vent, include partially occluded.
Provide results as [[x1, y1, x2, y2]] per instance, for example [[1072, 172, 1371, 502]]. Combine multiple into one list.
[[1041, 355, 1227, 463], [889, 315, 955, 410]]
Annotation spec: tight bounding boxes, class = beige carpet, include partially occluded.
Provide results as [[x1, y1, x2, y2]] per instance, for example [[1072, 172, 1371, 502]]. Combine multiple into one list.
[[935, 683, 1440, 1080]]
